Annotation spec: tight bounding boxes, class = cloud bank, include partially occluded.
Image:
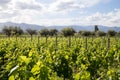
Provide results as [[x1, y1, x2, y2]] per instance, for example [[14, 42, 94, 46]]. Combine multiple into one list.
[[0, 0, 120, 26]]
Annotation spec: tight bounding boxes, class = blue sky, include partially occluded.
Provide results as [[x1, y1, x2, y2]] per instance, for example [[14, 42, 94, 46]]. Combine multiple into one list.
[[0, 0, 120, 26]]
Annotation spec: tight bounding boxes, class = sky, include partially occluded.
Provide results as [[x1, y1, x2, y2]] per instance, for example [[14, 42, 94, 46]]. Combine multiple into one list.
[[0, 0, 120, 26]]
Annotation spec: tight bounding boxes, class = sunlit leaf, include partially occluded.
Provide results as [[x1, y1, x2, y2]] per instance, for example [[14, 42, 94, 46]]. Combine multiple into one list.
[[19, 56, 31, 64], [9, 75, 14, 80], [29, 77, 35, 80]]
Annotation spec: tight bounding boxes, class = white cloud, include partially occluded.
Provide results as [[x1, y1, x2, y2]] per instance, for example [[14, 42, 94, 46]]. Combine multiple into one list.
[[0, 0, 45, 23], [0, 0, 120, 27], [36, 18, 75, 26], [73, 9, 120, 26], [0, 10, 18, 19], [33, 9, 120, 26], [49, 0, 101, 12], [0, 0, 102, 19], [0, 0, 12, 10], [13, 0, 44, 10], [0, 0, 11, 6]]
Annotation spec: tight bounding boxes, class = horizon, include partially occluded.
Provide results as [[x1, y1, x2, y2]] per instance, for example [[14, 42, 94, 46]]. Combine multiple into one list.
[[0, 0, 120, 26], [0, 21, 119, 27]]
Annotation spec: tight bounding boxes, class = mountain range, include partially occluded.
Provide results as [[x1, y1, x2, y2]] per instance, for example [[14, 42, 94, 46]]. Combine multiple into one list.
[[0, 22, 120, 32]]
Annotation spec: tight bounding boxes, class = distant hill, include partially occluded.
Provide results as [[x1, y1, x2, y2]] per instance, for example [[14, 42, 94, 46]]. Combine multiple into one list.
[[0, 22, 120, 32], [48, 25, 120, 32], [0, 22, 45, 32]]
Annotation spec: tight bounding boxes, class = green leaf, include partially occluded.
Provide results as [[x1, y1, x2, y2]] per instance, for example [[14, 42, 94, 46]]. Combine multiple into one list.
[[9, 75, 15, 80], [29, 51, 33, 57], [29, 77, 35, 80], [19, 56, 31, 64], [65, 55, 69, 59], [36, 61, 42, 66], [31, 65, 40, 75], [75, 73, 80, 80]]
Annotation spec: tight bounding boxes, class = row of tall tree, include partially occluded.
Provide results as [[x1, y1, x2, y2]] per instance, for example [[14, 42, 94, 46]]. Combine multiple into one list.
[[2, 26, 23, 37], [1, 25, 120, 37]]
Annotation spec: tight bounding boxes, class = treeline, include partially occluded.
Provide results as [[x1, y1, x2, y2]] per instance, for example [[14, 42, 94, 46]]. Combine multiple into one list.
[[1, 25, 120, 37]]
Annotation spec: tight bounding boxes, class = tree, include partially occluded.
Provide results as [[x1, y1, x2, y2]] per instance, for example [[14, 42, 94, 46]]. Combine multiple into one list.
[[90, 31, 95, 37], [81, 31, 91, 37], [78, 30, 83, 36], [61, 27, 76, 37], [107, 30, 116, 37], [49, 29, 58, 36], [9, 26, 16, 36], [11, 26, 23, 36], [2, 26, 23, 37], [16, 27, 23, 35], [61, 27, 76, 47], [117, 31, 120, 37], [26, 28, 36, 41], [39, 29, 50, 43], [26, 28, 36, 36], [39, 29, 49, 37], [96, 31, 106, 37], [94, 25, 99, 32], [2, 26, 11, 37]]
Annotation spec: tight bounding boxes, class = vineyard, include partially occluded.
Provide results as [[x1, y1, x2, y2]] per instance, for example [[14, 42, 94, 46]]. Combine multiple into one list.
[[0, 36, 120, 80]]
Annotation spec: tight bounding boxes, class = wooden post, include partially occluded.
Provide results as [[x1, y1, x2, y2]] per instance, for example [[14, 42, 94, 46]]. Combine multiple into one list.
[[107, 37, 110, 50], [9, 36, 10, 40], [85, 37, 87, 50], [55, 35, 58, 46], [68, 36, 71, 47], [46, 36, 48, 43], [74, 36, 77, 45], [30, 35, 32, 42], [55, 35, 57, 54], [115, 36, 118, 44], [16, 36, 17, 41], [101, 37, 103, 46], [38, 35, 40, 44], [25, 36, 26, 41], [92, 36, 94, 41]]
